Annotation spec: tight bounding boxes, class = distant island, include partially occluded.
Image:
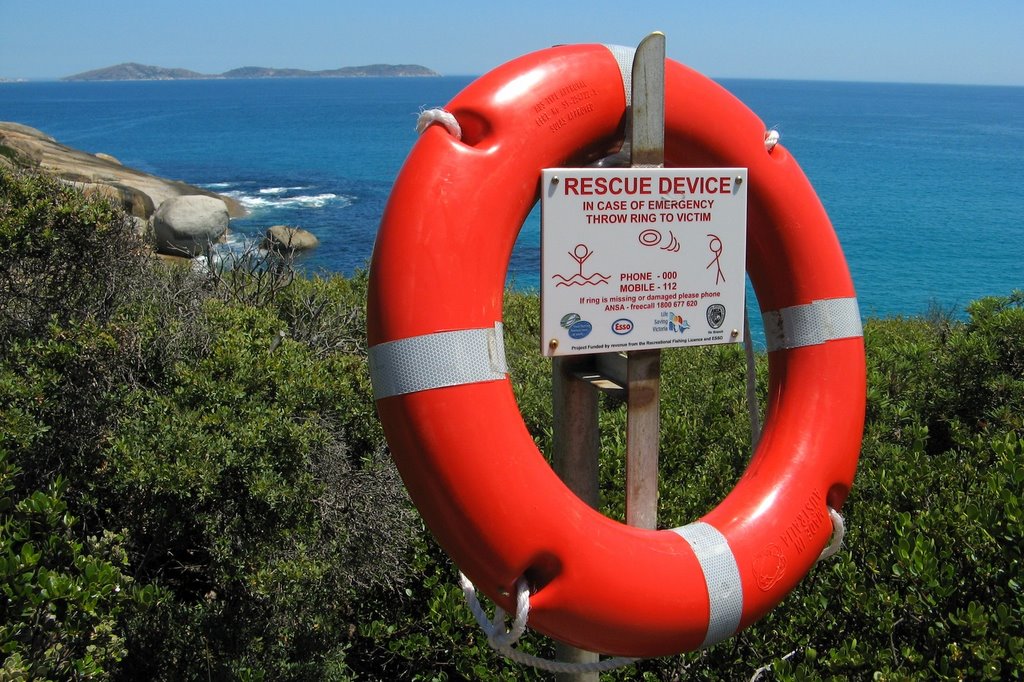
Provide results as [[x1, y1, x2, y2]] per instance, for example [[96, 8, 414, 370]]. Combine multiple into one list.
[[63, 62, 439, 81]]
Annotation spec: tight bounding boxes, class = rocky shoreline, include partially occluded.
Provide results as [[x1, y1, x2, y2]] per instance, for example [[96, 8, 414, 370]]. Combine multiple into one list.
[[1, 121, 251, 256]]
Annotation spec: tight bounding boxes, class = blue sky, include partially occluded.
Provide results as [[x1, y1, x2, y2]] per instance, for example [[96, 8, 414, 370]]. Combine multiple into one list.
[[1, 0, 1022, 85]]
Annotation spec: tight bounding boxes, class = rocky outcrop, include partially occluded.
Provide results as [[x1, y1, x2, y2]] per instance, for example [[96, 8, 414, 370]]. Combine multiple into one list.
[[64, 63, 210, 81], [0, 121, 244, 220], [153, 195, 229, 256], [93, 152, 121, 165], [262, 225, 319, 252]]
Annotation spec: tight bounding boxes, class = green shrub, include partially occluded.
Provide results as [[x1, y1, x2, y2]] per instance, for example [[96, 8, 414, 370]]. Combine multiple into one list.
[[101, 299, 416, 680], [936, 292, 1024, 441], [273, 271, 369, 359], [0, 321, 129, 497], [0, 167, 148, 344], [0, 450, 146, 680], [0, 171, 417, 679]]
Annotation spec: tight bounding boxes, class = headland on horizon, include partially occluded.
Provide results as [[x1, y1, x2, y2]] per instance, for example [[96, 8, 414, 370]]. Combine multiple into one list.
[[62, 62, 439, 81]]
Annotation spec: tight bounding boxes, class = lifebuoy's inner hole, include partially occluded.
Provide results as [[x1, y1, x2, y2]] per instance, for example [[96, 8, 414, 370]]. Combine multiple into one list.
[[501, 213, 769, 530]]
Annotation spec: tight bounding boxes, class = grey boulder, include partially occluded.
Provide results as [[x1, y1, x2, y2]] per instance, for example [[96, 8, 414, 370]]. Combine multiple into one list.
[[262, 225, 319, 253], [153, 195, 229, 256]]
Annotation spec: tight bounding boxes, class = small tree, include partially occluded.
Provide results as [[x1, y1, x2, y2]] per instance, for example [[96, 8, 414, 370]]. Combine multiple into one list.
[[0, 167, 149, 345]]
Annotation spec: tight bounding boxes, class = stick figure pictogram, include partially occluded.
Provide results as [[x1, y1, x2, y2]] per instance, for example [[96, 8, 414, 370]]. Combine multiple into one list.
[[706, 233, 725, 285]]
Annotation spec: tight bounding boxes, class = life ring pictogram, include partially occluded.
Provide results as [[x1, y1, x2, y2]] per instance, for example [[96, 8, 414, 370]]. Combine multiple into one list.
[[367, 43, 865, 657]]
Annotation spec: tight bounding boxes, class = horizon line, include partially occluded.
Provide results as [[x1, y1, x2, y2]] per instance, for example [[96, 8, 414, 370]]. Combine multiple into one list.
[[3, 73, 1023, 89]]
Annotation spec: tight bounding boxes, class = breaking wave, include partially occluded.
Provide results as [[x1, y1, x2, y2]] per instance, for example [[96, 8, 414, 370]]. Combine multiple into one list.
[[257, 186, 308, 195], [224, 190, 349, 210], [201, 181, 352, 211]]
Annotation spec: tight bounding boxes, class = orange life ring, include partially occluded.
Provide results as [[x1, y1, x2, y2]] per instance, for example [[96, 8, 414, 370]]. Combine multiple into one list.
[[367, 43, 865, 657]]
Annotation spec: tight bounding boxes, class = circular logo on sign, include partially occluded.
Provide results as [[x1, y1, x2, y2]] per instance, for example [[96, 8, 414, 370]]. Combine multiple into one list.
[[568, 320, 593, 339], [706, 303, 726, 329], [611, 318, 634, 335], [560, 312, 581, 329], [752, 543, 787, 591]]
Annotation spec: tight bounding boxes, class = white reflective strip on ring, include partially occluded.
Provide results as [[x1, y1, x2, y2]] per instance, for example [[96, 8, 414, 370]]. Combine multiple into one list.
[[603, 44, 635, 106], [368, 323, 508, 400], [671, 522, 743, 649], [762, 297, 863, 352]]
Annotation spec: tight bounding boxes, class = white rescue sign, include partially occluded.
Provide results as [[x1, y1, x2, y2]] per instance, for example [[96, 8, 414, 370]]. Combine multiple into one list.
[[540, 167, 748, 357]]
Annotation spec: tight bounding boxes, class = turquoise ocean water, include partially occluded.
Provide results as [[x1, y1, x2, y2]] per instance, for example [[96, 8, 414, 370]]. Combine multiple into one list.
[[2, 75, 1022, 337]]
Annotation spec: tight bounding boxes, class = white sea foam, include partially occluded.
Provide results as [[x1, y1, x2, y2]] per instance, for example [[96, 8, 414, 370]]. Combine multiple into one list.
[[284, 193, 343, 208], [223, 190, 348, 210], [195, 234, 266, 272], [258, 186, 307, 195]]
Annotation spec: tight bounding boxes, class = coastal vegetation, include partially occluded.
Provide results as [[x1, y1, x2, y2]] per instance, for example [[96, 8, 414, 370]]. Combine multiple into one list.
[[1, 166, 1021, 680]]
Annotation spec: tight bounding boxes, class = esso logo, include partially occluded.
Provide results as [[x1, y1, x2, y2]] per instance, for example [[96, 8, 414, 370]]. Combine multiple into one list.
[[612, 318, 634, 335]]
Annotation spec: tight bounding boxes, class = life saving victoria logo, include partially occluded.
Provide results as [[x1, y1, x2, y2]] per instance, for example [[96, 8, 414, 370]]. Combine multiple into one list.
[[560, 312, 592, 339]]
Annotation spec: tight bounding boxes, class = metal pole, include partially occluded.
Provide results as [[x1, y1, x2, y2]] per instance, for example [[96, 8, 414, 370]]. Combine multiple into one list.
[[552, 356, 601, 508], [551, 33, 666, 679], [625, 347, 661, 529], [551, 356, 601, 680], [625, 32, 665, 531]]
